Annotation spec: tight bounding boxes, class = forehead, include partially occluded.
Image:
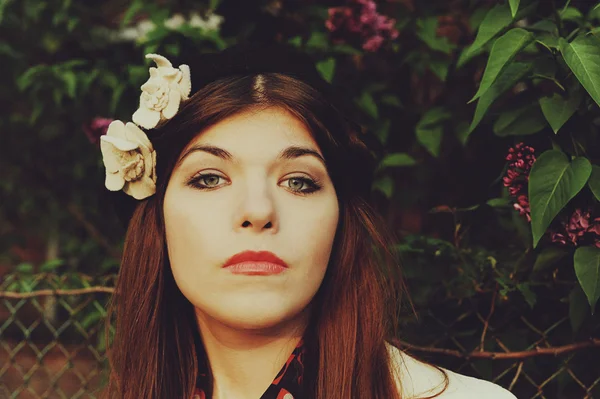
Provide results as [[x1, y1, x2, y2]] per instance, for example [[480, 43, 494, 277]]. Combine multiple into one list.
[[184, 107, 319, 153]]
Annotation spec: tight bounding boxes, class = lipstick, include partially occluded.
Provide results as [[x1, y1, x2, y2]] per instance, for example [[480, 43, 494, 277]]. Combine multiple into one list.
[[223, 251, 288, 276]]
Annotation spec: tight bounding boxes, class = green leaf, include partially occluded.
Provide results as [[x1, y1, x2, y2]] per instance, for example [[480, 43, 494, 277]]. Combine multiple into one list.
[[316, 57, 336, 83], [569, 285, 589, 332], [539, 89, 582, 134], [430, 59, 450, 81], [470, 28, 534, 102], [589, 165, 600, 202], [536, 33, 560, 51], [493, 104, 547, 136], [416, 17, 454, 54], [17, 65, 47, 91], [486, 197, 512, 207], [306, 31, 329, 50], [417, 107, 452, 126], [16, 263, 34, 273], [560, 7, 583, 22], [560, 35, 600, 108], [533, 247, 568, 272], [415, 107, 451, 158], [356, 92, 378, 119], [457, 45, 485, 68], [517, 282, 537, 308], [528, 20, 558, 33], [467, 3, 514, 56], [417, 125, 443, 157], [121, 0, 144, 27], [40, 259, 64, 272], [509, 0, 520, 18], [287, 36, 302, 47], [61, 71, 77, 99], [455, 121, 470, 146], [374, 119, 391, 144], [529, 151, 592, 247], [380, 95, 402, 108], [469, 62, 531, 134], [574, 246, 600, 312], [379, 153, 417, 169], [372, 176, 394, 198]]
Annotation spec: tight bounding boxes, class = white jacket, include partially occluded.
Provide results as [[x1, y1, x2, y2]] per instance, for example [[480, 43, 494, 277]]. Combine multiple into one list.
[[387, 343, 518, 399]]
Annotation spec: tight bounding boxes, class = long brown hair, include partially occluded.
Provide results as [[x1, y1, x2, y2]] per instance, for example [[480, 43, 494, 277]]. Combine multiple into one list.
[[103, 71, 441, 398]]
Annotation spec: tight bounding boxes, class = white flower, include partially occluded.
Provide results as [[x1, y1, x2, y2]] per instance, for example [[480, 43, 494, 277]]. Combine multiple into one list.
[[189, 12, 224, 31], [136, 20, 157, 40], [100, 120, 157, 200], [132, 54, 192, 129], [164, 13, 186, 30]]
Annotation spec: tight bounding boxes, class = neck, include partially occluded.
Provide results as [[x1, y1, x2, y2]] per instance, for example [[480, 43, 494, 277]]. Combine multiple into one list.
[[195, 307, 310, 399]]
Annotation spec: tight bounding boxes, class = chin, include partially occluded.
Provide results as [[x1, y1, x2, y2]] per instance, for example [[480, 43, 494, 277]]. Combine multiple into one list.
[[206, 299, 308, 330]]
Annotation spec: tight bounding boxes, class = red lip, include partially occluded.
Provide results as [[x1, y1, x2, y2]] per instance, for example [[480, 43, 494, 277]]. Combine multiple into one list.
[[223, 250, 288, 268]]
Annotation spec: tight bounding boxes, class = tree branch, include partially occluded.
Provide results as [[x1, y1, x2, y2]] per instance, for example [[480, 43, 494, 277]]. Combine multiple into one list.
[[0, 286, 114, 299], [392, 338, 600, 359]]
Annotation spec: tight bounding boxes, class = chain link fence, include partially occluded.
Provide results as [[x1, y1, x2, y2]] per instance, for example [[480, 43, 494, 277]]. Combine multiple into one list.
[[1, 273, 599, 398]]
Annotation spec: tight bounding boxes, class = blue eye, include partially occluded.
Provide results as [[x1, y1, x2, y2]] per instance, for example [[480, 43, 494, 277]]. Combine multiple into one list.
[[187, 173, 322, 195], [284, 177, 321, 194], [187, 173, 226, 190]]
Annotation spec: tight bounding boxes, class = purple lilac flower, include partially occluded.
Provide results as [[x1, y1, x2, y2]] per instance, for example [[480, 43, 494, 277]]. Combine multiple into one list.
[[550, 209, 600, 248], [326, 0, 399, 52], [83, 117, 113, 145], [503, 143, 536, 222]]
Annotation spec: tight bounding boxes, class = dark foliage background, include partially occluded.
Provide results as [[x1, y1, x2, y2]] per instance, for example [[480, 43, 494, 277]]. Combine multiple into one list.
[[1, 0, 600, 398]]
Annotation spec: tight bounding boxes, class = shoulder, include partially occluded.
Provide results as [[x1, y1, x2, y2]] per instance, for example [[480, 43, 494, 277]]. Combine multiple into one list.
[[385, 342, 517, 399]]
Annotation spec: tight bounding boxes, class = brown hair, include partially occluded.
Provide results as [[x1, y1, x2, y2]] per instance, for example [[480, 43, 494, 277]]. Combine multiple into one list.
[[102, 72, 445, 398]]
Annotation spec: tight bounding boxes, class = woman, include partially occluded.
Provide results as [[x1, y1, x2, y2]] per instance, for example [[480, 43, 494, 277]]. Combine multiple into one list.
[[99, 42, 516, 399]]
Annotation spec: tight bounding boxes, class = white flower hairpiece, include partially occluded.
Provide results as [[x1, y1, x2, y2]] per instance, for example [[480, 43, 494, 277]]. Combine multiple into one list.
[[100, 120, 157, 200], [132, 54, 191, 129], [99, 53, 191, 200]]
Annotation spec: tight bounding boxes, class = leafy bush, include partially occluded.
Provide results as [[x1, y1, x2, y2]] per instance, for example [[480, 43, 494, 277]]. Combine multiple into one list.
[[2, 0, 600, 396]]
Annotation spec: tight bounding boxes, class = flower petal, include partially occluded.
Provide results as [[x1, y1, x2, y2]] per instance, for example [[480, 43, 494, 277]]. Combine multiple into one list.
[[105, 120, 127, 140], [141, 80, 160, 93], [123, 176, 156, 200], [142, 148, 154, 182], [179, 64, 191, 99], [162, 89, 181, 119], [105, 171, 125, 191], [132, 106, 161, 129], [100, 134, 139, 152], [146, 53, 173, 68], [159, 67, 179, 78], [149, 150, 157, 182], [124, 122, 153, 150]]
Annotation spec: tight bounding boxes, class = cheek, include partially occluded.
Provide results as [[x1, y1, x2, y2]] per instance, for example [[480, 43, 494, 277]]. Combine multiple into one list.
[[163, 187, 223, 283], [287, 196, 339, 269]]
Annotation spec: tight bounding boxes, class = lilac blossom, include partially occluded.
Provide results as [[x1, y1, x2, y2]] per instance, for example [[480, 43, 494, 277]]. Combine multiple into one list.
[[326, 0, 399, 52], [83, 117, 113, 145], [503, 143, 536, 222]]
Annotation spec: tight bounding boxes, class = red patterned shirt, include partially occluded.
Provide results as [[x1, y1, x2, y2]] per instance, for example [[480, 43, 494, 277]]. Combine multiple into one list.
[[193, 339, 306, 399]]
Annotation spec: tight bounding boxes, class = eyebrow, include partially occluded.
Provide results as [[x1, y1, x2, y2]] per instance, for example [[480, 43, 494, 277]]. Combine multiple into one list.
[[177, 144, 327, 168]]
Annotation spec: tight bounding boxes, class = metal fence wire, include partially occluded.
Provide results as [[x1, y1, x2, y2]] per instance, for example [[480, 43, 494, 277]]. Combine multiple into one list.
[[1, 273, 599, 399]]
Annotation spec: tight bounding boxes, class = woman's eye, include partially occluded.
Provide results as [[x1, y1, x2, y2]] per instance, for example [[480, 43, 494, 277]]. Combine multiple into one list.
[[187, 173, 322, 195], [284, 177, 322, 195], [188, 173, 226, 190]]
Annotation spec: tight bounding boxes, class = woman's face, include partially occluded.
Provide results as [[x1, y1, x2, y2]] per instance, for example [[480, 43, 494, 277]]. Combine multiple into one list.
[[163, 106, 339, 331]]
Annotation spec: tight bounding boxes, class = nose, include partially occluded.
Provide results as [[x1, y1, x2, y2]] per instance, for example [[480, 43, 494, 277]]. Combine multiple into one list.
[[235, 180, 278, 233]]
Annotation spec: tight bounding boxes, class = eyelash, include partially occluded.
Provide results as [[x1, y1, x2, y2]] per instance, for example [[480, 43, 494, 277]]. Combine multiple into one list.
[[187, 173, 323, 195]]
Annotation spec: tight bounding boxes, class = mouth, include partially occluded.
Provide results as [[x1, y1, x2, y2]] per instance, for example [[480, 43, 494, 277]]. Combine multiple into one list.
[[224, 261, 287, 275], [222, 250, 288, 276]]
